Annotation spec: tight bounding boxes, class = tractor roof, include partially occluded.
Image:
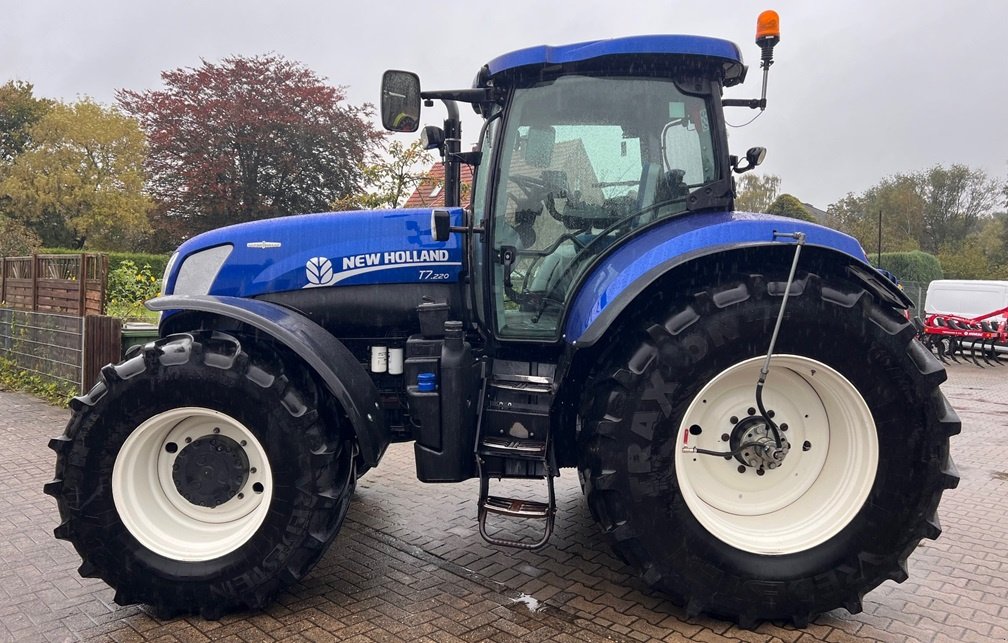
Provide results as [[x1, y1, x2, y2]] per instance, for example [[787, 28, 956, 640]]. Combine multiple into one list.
[[484, 35, 746, 86]]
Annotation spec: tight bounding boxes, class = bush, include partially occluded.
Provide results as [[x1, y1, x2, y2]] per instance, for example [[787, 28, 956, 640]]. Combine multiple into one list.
[[877, 250, 944, 283], [107, 259, 161, 322]]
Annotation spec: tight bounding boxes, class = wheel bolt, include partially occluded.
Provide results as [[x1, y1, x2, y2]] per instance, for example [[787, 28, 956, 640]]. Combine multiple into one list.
[[721, 433, 730, 442], [781, 423, 789, 431], [213, 427, 220, 433], [250, 467, 257, 474], [767, 410, 775, 418], [737, 465, 746, 474], [729, 416, 738, 425], [747, 407, 756, 416], [237, 493, 244, 500], [756, 468, 765, 476], [803, 441, 812, 451]]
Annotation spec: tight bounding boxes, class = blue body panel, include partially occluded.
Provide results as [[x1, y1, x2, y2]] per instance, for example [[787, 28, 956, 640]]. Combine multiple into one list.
[[564, 211, 870, 343], [167, 208, 464, 297], [485, 35, 746, 85]]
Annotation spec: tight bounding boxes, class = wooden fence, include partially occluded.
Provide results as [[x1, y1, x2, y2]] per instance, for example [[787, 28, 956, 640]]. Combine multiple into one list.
[[0, 254, 123, 393], [0, 254, 108, 316]]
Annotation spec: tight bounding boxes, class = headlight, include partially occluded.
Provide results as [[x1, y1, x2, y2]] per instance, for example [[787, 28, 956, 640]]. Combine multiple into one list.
[[172, 245, 233, 295], [160, 252, 179, 296]]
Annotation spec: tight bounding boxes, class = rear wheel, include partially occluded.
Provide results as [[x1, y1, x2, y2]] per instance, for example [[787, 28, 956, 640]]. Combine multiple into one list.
[[578, 271, 960, 626], [45, 331, 355, 618]]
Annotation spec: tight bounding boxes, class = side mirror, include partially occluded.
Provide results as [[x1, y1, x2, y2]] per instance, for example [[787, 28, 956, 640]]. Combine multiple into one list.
[[732, 146, 767, 174], [381, 70, 421, 133]]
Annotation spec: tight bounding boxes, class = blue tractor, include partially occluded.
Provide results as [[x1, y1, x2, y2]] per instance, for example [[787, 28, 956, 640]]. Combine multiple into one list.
[[47, 12, 959, 626]]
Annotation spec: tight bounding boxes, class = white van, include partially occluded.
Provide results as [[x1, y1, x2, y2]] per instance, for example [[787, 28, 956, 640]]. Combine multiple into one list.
[[924, 280, 1008, 321]]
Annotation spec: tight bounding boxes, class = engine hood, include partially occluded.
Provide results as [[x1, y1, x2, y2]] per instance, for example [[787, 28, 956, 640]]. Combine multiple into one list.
[[165, 208, 464, 298]]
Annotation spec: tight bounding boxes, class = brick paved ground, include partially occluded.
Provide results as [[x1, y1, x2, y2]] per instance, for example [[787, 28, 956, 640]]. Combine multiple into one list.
[[2, 360, 1007, 642]]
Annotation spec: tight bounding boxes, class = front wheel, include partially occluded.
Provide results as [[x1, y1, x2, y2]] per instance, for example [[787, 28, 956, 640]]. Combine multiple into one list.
[[45, 331, 355, 617], [578, 271, 960, 626]]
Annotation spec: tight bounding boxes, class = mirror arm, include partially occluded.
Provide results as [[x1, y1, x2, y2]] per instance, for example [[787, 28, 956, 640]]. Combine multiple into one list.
[[421, 88, 494, 104], [722, 98, 766, 109]]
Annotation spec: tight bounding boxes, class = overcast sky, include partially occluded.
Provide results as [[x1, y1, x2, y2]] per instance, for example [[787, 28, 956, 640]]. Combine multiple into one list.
[[2, 0, 1005, 210]]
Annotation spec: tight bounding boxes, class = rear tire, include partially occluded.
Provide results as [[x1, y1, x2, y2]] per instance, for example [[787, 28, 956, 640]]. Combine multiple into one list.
[[45, 331, 355, 618], [578, 271, 960, 626]]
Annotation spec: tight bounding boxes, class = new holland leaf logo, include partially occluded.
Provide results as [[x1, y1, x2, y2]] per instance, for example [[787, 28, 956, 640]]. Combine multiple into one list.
[[306, 257, 335, 286]]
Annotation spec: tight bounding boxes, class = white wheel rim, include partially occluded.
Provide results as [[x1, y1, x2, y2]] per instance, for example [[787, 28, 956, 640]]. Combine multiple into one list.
[[674, 355, 877, 555], [113, 407, 273, 561]]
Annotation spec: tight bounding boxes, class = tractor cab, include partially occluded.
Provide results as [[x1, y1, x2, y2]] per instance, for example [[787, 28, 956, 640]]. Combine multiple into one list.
[[382, 32, 772, 343]]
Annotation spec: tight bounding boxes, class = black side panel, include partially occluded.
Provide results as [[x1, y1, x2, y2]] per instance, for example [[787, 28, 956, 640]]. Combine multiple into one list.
[[259, 283, 463, 337], [150, 295, 390, 467]]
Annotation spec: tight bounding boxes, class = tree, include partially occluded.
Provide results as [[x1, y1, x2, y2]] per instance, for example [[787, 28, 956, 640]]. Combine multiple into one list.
[[118, 55, 384, 237], [734, 173, 780, 213], [0, 214, 41, 256], [334, 140, 433, 210], [826, 176, 925, 253], [937, 214, 1008, 280], [827, 164, 1004, 256], [0, 99, 151, 249], [766, 193, 816, 222], [918, 164, 1000, 252], [0, 80, 51, 167]]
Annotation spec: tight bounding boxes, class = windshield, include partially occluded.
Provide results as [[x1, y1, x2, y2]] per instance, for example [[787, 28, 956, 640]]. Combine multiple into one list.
[[491, 75, 719, 338]]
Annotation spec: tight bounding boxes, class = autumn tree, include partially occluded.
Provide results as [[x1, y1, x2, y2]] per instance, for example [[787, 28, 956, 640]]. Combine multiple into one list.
[[118, 55, 383, 237], [827, 175, 926, 252], [828, 164, 1004, 256], [334, 140, 433, 210], [0, 214, 41, 256], [918, 164, 1000, 252], [734, 173, 780, 213], [0, 80, 51, 167], [1, 99, 151, 249], [767, 193, 816, 222]]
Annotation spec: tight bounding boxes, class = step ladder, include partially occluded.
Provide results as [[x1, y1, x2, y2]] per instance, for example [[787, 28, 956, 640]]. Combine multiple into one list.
[[476, 370, 557, 550]]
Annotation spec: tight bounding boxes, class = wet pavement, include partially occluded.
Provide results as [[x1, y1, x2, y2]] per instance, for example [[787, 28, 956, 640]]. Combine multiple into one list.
[[2, 360, 1007, 642]]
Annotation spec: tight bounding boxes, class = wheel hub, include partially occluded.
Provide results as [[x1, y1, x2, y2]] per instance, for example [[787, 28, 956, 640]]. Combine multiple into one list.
[[171, 435, 249, 508], [730, 416, 791, 470]]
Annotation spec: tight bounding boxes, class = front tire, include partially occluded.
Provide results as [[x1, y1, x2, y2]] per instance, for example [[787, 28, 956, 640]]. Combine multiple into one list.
[[45, 331, 355, 617], [578, 271, 960, 626]]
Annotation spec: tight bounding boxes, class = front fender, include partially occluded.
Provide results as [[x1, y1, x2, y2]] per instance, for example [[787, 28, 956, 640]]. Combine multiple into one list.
[[148, 295, 389, 467], [565, 211, 908, 346]]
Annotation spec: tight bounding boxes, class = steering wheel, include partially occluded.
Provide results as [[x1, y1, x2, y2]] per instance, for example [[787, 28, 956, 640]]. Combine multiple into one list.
[[508, 173, 566, 222]]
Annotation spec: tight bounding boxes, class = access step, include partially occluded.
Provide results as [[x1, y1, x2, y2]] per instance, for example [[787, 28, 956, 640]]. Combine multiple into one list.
[[479, 436, 547, 459], [481, 496, 551, 518], [477, 459, 556, 550]]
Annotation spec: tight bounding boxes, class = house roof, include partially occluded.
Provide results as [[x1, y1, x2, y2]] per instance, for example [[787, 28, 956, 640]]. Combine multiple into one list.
[[402, 162, 475, 209]]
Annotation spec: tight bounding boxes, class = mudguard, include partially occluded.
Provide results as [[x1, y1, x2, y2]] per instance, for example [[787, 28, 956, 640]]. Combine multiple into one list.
[[565, 211, 911, 347], [148, 294, 389, 467]]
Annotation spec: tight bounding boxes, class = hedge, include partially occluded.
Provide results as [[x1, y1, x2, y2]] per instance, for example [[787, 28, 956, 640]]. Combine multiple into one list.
[[877, 250, 944, 283]]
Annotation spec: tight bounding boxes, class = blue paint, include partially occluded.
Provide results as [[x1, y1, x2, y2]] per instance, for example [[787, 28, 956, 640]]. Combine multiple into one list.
[[485, 35, 746, 85], [165, 208, 465, 297], [563, 211, 870, 342]]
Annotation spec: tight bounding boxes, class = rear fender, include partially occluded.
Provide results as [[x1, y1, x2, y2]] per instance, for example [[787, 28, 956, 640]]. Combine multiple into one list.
[[148, 294, 389, 467], [564, 212, 911, 348]]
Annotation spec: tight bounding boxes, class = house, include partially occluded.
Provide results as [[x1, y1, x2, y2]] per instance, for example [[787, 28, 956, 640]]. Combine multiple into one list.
[[403, 162, 475, 208]]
